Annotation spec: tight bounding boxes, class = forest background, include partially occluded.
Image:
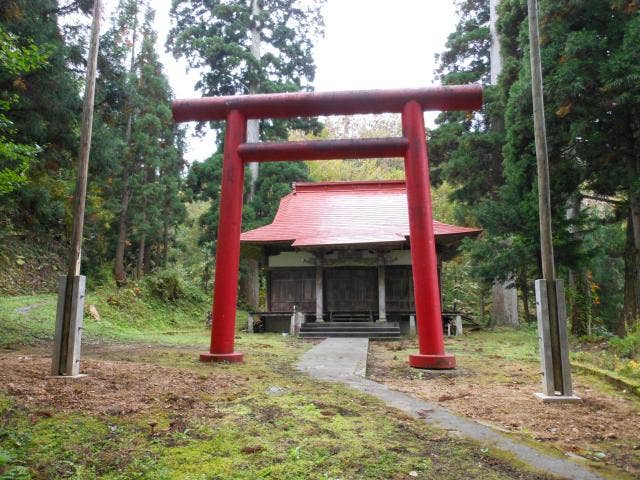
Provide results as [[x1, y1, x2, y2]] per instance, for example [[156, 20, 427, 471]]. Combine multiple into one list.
[[0, 0, 639, 361]]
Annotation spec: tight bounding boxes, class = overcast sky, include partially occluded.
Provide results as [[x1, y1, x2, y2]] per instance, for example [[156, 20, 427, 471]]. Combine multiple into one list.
[[102, 1, 458, 162]]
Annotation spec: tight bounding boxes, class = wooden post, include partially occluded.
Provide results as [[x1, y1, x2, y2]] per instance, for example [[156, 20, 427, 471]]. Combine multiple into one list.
[[455, 315, 463, 336], [378, 256, 387, 322], [200, 109, 246, 363], [315, 265, 324, 322], [290, 307, 297, 335], [52, 0, 101, 377], [402, 100, 455, 369], [528, 0, 578, 401], [409, 315, 416, 337]]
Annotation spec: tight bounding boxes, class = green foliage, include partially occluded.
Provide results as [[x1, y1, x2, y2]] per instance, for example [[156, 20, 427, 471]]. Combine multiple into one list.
[[305, 115, 406, 182], [89, 1, 187, 282], [0, 0, 87, 233], [0, 26, 47, 199], [169, 0, 324, 140], [0, 1, 189, 283], [430, 0, 640, 329], [144, 268, 207, 304], [610, 328, 640, 360], [168, 0, 323, 95]]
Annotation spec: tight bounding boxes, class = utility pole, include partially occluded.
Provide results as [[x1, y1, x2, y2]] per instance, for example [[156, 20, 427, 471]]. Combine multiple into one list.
[[247, 0, 261, 201], [489, 0, 502, 85], [527, 0, 579, 402], [239, 0, 262, 310], [52, 0, 102, 377]]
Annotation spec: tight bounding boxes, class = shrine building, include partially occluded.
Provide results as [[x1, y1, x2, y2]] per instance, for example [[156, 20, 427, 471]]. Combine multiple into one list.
[[240, 180, 480, 336]]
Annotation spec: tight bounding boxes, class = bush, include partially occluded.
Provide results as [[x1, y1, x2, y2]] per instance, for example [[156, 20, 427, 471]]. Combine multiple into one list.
[[144, 269, 206, 304], [610, 328, 640, 359]]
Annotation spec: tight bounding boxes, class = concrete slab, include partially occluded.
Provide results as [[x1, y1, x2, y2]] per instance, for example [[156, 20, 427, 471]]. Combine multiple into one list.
[[297, 338, 369, 379], [534, 392, 582, 403], [297, 338, 604, 480]]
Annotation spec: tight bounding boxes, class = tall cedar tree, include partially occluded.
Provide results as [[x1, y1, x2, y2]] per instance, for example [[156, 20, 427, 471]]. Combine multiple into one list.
[[0, 1, 85, 234], [99, 1, 186, 283], [536, 0, 640, 332], [128, 10, 187, 277], [429, 0, 595, 324], [449, 0, 637, 333], [0, 26, 48, 200], [169, 0, 324, 304], [169, 0, 324, 231]]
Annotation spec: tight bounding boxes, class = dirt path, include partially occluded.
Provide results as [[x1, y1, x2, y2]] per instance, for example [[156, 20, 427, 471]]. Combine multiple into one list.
[[368, 341, 640, 477], [0, 349, 244, 416]]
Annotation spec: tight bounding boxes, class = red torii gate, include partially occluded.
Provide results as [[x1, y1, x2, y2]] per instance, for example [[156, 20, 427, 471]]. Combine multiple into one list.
[[173, 85, 482, 369]]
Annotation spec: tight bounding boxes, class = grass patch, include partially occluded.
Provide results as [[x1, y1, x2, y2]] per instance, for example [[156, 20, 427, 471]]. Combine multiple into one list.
[[0, 283, 225, 349], [0, 343, 554, 480], [0, 288, 556, 480]]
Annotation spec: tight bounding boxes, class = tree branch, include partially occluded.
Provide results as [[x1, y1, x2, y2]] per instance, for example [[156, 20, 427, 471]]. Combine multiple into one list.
[[580, 193, 625, 206]]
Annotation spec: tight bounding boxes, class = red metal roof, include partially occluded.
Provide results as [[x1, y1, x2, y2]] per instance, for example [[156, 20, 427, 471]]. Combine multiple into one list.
[[240, 180, 481, 248]]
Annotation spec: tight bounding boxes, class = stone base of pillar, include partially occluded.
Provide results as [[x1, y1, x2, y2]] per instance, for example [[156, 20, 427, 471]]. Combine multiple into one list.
[[200, 352, 244, 363], [52, 275, 86, 377], [533, 392, 581, 403], [409, 353, 456, 369]]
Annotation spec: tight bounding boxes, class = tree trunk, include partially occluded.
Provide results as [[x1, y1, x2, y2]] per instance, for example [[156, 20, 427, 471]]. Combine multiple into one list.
[[114, 186, 132, 285], [240, 258, 260, 309], [567, 195, 591, 336], [143, 236, 151, 274], [113, 5, 138, 286], [569, 268, 592, 336], [162, 222, 168, 268], [519, 270, 532, 323], [478, 282, 488, 325], [136, 235, 145, 279], [621, 203, 640, 334], [489, 0, 502, 86]]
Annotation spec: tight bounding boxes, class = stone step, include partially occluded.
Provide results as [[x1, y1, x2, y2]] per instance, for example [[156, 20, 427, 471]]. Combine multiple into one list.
[[300, 330, 400, 337], [302, 321, 399, 329], [299, 331, 401, 340], [300, 326, 400, 333]]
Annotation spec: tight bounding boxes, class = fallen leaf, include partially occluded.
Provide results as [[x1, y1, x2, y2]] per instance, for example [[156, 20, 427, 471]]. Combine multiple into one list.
[[241, 445, 264, 454]]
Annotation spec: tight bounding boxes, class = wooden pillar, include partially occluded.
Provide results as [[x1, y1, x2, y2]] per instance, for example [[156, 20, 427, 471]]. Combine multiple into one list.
[[402, 100, 455, 369], [437, 254, 443, 311], [315, 265, 324, 322], [378, 257, 387, 322], [200, 109, 246, 363]]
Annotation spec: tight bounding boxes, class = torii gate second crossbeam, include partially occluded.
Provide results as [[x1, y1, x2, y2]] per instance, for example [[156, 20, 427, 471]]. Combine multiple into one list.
[[172, 85, 483, 369]]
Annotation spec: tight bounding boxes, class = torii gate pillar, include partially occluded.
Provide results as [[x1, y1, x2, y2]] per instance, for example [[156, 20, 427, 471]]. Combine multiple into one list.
[[173, 85, 482, 368]]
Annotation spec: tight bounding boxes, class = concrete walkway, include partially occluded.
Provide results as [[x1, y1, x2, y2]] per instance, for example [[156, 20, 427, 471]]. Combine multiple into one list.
[[296, 338, 604, 480]]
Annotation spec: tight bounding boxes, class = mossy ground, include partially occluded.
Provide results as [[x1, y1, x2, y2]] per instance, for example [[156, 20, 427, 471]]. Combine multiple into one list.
[[0, 293, 556, 480]]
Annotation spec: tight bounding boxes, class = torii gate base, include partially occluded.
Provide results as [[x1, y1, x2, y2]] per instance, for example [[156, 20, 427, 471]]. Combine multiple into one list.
[[173, 85, 482, 369]]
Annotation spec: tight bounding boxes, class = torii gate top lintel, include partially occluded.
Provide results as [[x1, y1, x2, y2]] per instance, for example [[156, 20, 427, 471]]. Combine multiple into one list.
[[172, 84, 483, 369], [172, 85, 482, 122]]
